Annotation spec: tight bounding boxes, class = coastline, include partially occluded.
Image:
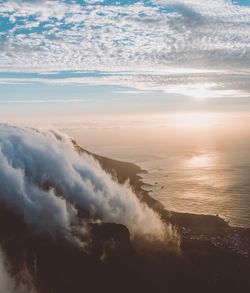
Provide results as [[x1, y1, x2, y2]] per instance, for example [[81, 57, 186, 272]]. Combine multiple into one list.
[[76, 143, 250, 258]]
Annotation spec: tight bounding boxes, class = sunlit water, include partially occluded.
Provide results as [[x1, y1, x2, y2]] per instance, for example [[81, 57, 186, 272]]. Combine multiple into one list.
[[139, 149, 250, 228], [74, 144, 250, 228]]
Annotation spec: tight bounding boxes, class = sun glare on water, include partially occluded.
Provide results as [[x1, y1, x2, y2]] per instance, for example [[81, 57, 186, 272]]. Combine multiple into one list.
[[187, 153, 216, 168]]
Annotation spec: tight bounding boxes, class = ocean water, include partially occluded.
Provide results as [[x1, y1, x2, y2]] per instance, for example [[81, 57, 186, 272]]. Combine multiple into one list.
[[139, 148, 250, 228], [73, 142, 250, 229]]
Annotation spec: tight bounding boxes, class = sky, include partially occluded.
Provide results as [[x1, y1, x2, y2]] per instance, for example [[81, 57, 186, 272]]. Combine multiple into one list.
[[0, 0, 250, 125]]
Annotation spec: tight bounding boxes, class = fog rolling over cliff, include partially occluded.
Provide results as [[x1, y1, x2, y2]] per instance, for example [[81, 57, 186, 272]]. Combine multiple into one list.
[[0, 124, 178, 243]]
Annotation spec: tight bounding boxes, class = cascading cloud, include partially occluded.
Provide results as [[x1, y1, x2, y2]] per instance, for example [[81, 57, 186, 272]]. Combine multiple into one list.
[[0, 124, 178, 245]]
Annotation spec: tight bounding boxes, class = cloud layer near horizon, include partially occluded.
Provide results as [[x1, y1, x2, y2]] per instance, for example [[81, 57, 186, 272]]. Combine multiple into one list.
[[0, 124, 175, 242]]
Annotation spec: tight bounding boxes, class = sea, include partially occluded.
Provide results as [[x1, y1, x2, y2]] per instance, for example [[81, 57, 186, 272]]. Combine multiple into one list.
[[138, 148, 250, 228]]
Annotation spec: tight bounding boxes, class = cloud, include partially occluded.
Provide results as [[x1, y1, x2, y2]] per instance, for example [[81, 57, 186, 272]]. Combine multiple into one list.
[[0, 124, 177, 243], [0, 249, 14, 293], [1, 69, 249, 99], [0, 0, 249, 72], [0, 248, 35, 293], [0, 0, 249, 97]]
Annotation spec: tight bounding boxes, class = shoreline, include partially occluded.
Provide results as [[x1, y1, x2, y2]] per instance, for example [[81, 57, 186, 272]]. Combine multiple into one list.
[[76, 143, 250, 257]]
